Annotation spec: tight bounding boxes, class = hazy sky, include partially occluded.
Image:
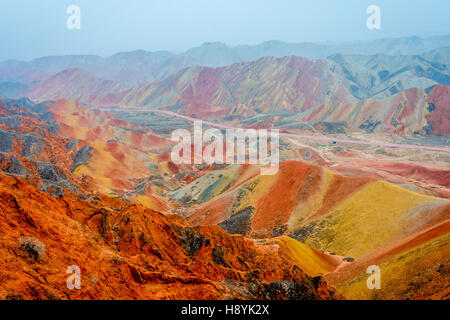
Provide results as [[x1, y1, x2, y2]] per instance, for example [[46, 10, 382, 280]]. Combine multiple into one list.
[[1, 0, 449, 61]]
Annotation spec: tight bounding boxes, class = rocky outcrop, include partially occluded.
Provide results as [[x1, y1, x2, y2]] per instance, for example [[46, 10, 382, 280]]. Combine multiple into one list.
[[71, 146, 92, 172], [0, 173, 342, 300]]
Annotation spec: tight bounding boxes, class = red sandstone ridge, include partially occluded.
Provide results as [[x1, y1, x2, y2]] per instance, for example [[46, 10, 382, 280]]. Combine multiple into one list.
[[426, 85, 450, 136], [27, 68, 126, 106], [0, 173, 343, 300]]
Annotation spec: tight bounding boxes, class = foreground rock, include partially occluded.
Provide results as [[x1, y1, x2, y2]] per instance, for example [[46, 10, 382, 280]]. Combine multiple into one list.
[[0, 173, 342, 300]]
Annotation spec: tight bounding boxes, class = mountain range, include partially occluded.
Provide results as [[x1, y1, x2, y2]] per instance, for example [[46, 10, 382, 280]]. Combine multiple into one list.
[[0, 34, 449, 300], [5, 47, 448, 137], [2, 35, 450, 88]]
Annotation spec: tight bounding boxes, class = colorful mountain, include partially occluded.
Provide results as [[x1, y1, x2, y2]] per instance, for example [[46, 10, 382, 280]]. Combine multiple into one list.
[[2, 35, 450, 87], [27, 68, 125, 106], [0, 97, 348, 300], [0, 172, 345, 300], [19, 52, 450, 137], [173, 160, 449, 299], [0, 34, 449, 301]]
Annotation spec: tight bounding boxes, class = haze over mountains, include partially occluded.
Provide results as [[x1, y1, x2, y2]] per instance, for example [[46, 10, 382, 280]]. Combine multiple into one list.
[[1, 35, 449, 138], [0, 34, 449, 300], [2, 35, 450, 88]]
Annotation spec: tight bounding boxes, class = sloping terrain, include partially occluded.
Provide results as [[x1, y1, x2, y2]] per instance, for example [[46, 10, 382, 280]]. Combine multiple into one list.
[[0, 173, 343, 300], [328, 49, 450, 99], [324, 221, 450, 300], [5, 47, 449, 140], [2, 47, 450, 127], [0, 98, 81, 196], [0, 98, 175, 210], [1, 35, 449, 88], [0, 98, 343, 300], [27, 68, 126, 106], [175, 160, 449, 299], [22, 55, 450, 137], [180, 161, 449, 242], [114, 56, 355, 116], [0, 34, 449, 301]]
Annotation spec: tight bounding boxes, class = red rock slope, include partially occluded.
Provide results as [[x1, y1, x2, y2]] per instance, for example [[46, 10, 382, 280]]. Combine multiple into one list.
[[0, 173, 343, 300]]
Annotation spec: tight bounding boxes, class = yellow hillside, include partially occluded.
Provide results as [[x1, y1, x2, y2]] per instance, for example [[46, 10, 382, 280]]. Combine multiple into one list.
[[296, 181, 444, 258], [233, 174, 277, 213], [331, 231, 450, 300], [273, 236, 340, 277], [288, 168, 334, 227]]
